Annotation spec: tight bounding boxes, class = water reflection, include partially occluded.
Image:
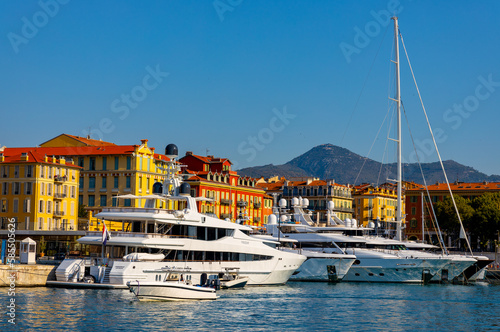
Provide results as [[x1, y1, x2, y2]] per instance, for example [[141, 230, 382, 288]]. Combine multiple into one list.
[[1, 283, 499, 331]]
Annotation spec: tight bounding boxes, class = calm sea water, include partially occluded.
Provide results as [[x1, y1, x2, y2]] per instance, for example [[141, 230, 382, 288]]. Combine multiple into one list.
[[1, 282, 499, 331]]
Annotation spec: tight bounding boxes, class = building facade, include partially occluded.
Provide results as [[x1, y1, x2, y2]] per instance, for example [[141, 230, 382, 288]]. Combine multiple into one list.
[[38, 134, 171, 231], [281, 178, 354, 222], [180, 152, 271, 226], [352, 183, 399, 228], [405, 181, 500, 242], [0, 148, 80, 232]]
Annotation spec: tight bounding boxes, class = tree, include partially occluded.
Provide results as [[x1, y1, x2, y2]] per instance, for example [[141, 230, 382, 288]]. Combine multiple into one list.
[[433, 195, 474, 239], [471, 192, 500, 247], [78, 204, 88, 218]]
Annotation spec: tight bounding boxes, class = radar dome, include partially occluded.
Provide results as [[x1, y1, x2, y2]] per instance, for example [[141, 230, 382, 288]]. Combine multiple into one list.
[[165, 144, 179, 159], [327, 201, 335, 210], [292, 197, 299, 206], [180, 182, 191, 196], [268, 214, 277, 225], [302, 198, 309, 208], [152, 182, 163, 194]]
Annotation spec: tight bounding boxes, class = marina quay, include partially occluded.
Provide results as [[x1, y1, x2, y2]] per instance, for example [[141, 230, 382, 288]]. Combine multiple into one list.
[[1, 2, 500, 330]]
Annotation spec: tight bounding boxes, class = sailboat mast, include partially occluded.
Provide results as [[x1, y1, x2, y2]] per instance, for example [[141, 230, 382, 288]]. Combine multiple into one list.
[[393, 17, 403, 241]]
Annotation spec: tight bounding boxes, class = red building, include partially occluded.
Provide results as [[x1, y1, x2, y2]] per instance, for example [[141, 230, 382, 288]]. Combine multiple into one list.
[[405, 181, 500, 242], [179, 152, 272, 227]]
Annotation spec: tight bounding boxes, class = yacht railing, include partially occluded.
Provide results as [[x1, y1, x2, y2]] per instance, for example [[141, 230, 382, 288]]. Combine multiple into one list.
[[100, 207, 175, 214], [86, 231, 196, 239]]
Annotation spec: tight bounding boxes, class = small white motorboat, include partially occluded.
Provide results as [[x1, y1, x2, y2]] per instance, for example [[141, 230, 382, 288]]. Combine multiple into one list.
[[219, 268, 249, 289], [127, 269, 217, 301]]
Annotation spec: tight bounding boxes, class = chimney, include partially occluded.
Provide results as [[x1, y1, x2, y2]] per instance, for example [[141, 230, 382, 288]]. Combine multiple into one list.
[[141, 139, 148, 146], [0, 153, 4, 162], [21, 152, 29, 161], [186, 151, 193, 156]]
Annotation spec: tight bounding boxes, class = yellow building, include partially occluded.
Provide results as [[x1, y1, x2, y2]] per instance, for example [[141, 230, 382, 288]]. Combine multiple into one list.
[[282, 178, 354, 222], [353, 183, 402, 228], [38, 134, 171, 231], [0, 148, 80, 232]]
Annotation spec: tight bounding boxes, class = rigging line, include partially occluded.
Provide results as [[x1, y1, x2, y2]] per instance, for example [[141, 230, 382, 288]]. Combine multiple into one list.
[[400, 31, 473, 255], [339, 24, 390, 146], [401, 100, 448, 255], [353, 106, 392, 186], [376, 105, 395, 185]]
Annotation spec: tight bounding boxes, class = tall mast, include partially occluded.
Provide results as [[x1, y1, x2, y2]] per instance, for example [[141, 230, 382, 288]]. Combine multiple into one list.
[[393, 17, 403, 241]]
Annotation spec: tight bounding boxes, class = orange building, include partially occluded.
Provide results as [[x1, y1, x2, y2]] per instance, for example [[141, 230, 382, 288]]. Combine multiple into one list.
[[405, 181, 500, 242], [179, 152, 272, 227]]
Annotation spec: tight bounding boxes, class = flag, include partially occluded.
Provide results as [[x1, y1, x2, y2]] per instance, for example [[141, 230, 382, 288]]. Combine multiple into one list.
[[102, 223, 111, 245]]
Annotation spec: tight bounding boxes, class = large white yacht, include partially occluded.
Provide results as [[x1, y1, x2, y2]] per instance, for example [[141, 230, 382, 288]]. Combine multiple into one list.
[[267, 201, 451, 283], [54, 145, 306, 287]]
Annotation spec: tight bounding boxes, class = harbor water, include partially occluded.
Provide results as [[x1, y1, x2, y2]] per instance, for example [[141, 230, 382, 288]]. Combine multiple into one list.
[[1, 282, 499, 331]]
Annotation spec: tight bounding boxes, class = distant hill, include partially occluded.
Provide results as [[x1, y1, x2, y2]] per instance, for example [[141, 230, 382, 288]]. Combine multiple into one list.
[[238, 144, 500, 185]]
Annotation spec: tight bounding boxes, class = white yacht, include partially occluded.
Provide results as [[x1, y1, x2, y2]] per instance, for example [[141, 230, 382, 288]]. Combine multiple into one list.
[[253, 228, 357, 282], [54, 144, 306, 287], [266, 217, 450, 283]]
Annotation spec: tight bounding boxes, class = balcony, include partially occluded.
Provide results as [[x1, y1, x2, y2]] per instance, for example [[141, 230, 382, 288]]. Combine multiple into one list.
[[54, 175, 67, 183], [221, 213, 232, 219], [237, 200, 248, 207], [53, 193, 67, 199], [53, 210, 64, 217], [253, 202, 261, 209], [220, 199, 232, 205]]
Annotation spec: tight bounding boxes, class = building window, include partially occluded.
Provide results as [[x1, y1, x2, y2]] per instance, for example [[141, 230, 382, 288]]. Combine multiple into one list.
[[79, 195, 83, 205], [115, 157, 119, 170], [114, 176, 119, 189], [126, 176, 131, 188], [411, 207, 416, 215], [138, 177, 142, 191], [79, 177, 84, 189], [71, 186, 75, 198], [47, 201, 51, 214], [102, 157, 107, 170], [124, 198, 131, 207], [89, 177, 96, 189], [25, 165, 33, 178], [1, 165, 8, 177], [102, 177, 107, 189], [2, 183, 8, 195], [14, 165, 19, 178], [47, 183, 52, 196], [23, 199, 30, 213], [78, 158, 84, 168], [25, 182, 32, 195], [112, 196, 117, 207], [410, 219, 418, 228], [13, 200, 18, 213], [126, 156, 131, 170], [88, 195, 95, 207], [89, 157, 96, 171], [100, 195, 107, 207], [39, 200, 44, 213]]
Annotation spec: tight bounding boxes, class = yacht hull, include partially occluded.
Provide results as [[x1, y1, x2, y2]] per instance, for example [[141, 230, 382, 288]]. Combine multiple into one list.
[[127, 281, 216, 301]]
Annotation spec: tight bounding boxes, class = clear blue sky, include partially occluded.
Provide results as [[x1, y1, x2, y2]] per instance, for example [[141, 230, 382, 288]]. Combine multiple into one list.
[[1, 1, 499, 177]]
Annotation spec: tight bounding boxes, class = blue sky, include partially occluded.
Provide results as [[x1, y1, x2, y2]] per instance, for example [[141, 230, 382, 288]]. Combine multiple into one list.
[[1, 0, 499, 177]]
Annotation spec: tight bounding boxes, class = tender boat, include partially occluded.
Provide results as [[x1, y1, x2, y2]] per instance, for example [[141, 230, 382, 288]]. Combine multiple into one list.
[[127, 269, 217, 301], [219, 268, 249, 289]]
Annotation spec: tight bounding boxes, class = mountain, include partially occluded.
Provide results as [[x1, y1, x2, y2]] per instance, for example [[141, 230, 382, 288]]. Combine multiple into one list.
[[238, 144, 500, 185]]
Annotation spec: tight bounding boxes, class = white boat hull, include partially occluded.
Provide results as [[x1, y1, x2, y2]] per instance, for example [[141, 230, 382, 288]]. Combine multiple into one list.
[[289, 256, 356, 281], [127, 281, 216, 301]]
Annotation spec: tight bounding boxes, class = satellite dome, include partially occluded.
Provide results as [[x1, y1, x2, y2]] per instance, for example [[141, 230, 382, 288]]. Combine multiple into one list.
[[165, 144, 178, 159], [268, 214, 277, 225], [292, 197, 299, 207], [152, 182, 163, 194], [180, 182, 191, 196], [302, 198, 309, 208], [327, 201, 335, 210]]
